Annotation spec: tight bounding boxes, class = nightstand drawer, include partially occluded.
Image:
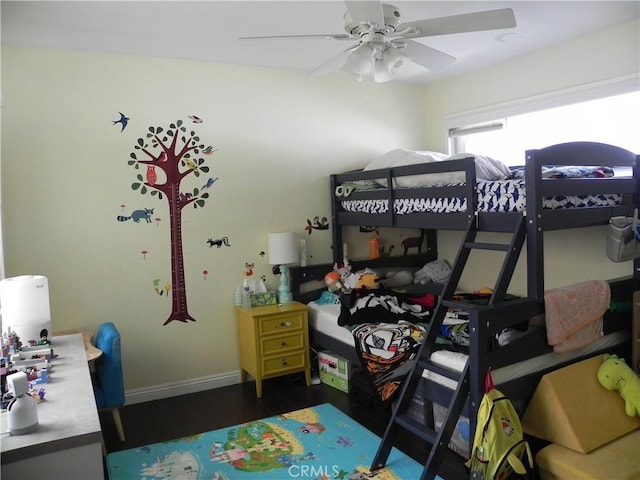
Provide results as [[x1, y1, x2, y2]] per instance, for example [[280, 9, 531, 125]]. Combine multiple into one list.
[[262, 351, 306, 375], [260, 313, 303, 335], [262, 332, 305, 355]]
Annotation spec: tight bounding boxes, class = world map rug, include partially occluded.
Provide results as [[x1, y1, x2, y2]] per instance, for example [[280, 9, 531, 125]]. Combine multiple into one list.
[[106, 402, 442, 480]]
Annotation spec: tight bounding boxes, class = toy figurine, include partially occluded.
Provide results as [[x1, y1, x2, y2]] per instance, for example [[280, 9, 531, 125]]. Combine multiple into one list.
[[325, 272, 343, 293], [38, 328, 50, 345]]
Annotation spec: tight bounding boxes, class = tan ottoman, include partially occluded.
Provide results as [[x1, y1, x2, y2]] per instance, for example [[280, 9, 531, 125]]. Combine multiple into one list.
[[522, 355, 640, 453], [536, 429, 640, 480]]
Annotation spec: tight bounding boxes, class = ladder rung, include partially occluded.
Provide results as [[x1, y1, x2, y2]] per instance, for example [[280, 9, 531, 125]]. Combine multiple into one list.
[[440, 299, 478, 310], [417, 359, 463, 382], [464, 241, 510, 251], [395, 414, 438, 444], [440, 299, 458, 309]]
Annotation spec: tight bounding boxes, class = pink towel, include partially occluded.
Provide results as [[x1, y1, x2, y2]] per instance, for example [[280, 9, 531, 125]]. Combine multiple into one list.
[[544, 280, 610, 353]]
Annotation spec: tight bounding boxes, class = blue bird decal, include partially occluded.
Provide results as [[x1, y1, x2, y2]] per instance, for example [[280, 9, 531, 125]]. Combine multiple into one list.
[[202, 177, 219, 189], [113, 112, 129, 132], [202, 145, 218, 155]]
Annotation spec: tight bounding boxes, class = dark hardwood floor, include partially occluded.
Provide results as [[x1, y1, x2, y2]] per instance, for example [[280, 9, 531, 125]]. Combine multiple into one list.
[[101, 373, 469, 479]]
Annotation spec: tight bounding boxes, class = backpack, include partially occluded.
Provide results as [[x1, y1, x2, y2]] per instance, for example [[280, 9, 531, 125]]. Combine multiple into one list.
[[466, 369, 533, 480]]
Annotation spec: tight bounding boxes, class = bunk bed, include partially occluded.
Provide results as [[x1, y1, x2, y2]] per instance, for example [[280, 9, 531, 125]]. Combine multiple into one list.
[[290, 141, 639, 460]]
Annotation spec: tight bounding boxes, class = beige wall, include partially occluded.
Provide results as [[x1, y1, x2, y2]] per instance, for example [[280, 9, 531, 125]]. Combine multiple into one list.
[[2, 18, 638, 399], [423, 18, 639, 294], [1, 46, 427, 396]]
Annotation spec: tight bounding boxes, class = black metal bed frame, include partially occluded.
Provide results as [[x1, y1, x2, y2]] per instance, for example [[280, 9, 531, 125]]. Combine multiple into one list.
[[291, 142, 638, 462]]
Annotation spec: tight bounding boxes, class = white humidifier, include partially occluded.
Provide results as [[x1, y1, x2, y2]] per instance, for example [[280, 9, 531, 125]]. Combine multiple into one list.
[[6, 371, 39, 435], [0, 275, 52, 344]]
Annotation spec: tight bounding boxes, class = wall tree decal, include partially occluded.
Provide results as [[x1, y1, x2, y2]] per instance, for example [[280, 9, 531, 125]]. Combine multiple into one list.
[[126, 119, 216, 325]]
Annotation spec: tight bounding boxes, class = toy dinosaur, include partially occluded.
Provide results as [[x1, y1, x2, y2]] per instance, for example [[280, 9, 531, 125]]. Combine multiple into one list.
[[597, 354, 640, 417]]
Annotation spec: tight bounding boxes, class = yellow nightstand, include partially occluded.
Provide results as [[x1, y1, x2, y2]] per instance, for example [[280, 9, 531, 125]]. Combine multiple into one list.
[[236, 301, 311, 398]]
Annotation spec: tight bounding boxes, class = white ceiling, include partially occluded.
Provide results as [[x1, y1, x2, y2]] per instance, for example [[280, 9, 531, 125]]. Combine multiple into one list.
[[2, 1, 639, 84]]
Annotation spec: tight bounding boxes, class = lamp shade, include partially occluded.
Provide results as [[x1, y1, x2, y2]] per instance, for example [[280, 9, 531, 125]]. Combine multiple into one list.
[[268, 233, 299, 265]]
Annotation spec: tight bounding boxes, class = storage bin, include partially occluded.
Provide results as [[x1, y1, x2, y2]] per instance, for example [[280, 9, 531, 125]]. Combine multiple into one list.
[[606, 215, 639, 262], [433, 402, 471, 459]]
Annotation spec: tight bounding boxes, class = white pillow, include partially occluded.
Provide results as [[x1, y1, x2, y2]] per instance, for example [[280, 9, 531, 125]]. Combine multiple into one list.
[[362, 149, 512, 188], [363, 149, 451, 187], [446, 153, 512, 180]]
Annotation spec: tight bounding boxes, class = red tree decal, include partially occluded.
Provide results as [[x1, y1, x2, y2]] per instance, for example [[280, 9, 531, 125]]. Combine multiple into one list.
[[126, 119, 216, 325]]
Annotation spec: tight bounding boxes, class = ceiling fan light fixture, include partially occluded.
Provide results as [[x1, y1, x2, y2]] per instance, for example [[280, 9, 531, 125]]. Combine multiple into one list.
[[382, 45, 407, 71], [373, 59, 393, 83], [345, 44, 374, 76]]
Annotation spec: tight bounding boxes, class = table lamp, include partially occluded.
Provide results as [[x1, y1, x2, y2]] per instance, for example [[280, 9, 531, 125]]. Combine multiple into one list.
[[268, 232, 299, 304]]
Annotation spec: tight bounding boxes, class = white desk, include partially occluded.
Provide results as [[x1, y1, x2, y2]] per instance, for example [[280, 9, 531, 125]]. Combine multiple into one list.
[[1, 334, 103, 479]]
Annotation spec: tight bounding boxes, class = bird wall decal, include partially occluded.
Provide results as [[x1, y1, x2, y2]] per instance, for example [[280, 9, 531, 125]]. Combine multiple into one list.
[[305, 216, 329, 235], [113, 111, 130, 132]]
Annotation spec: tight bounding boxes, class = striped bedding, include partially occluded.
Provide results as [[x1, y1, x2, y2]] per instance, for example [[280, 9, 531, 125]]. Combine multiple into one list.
[[340, 178, 622, 215]]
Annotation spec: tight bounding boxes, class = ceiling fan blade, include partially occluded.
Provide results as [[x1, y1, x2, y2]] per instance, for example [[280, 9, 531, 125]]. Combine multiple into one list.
[[345, 0, 384, 27], [310, 49, 351, 77], [238, 34, 351, 41], [402, 8, 516, 38], [403, 40, 456, 71]]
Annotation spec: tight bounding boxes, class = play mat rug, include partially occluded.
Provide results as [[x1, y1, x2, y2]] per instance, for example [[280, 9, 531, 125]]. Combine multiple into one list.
[[106, 402, 442, 480]]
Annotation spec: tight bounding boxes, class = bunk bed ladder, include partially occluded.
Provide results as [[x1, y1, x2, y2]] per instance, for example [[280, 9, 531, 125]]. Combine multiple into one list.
[[371, 214, 527, 480]]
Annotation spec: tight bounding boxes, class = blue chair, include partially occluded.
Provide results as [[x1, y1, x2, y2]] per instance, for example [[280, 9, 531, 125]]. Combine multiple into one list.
[[92, 322, 125, 442]]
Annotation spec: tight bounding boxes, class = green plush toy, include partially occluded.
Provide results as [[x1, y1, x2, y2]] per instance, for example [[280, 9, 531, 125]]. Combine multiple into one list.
[[597, 354, 640, 417]]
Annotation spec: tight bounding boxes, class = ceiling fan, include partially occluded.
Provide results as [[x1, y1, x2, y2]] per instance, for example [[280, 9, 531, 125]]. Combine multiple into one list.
[[239, 1, 517, 83]]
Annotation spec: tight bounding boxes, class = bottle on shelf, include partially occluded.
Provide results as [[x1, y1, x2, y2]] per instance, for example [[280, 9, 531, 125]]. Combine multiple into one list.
[[234, 286, 242, 306], [369, 237, 380, 260], [242, 279, 252, 309]]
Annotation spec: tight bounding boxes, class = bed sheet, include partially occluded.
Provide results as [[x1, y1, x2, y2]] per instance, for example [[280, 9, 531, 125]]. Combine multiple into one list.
[[308, 302, 629, 388], [340, 178, 623, 215], [308, 302, 354, 347]]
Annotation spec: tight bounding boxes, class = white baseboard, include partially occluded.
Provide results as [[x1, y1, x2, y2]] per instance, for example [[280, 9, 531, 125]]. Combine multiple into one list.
[[124, 370, 242, 405]]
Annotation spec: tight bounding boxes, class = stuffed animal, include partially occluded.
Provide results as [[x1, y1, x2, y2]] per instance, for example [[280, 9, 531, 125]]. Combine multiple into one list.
[[332, 262, 353, 288], [354, 269, 381, 290], [414, 259, 451, 284], [597, 354, 640, 417], [324, 272, 343, 293]]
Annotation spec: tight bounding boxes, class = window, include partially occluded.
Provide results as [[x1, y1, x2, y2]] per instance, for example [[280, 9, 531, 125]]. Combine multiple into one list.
[[448, 78, 640, 166], [449, 121, 506, 162]]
